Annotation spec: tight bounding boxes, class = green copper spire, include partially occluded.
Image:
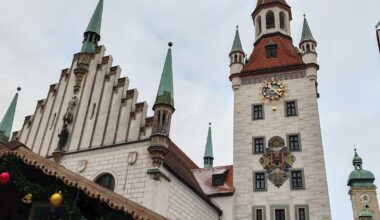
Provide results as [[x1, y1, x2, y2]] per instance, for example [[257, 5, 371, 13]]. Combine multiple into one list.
[[81, 0, 104, 53], [204, 123, 214, 168], [300, 15, 315, 42], [154, 42, 174, 108], [0, 88, 21, 143], [231, 26, 243, 53]]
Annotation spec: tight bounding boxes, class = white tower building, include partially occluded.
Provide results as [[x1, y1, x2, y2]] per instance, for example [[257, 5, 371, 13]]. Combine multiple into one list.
[[230, 0, 332, 219]]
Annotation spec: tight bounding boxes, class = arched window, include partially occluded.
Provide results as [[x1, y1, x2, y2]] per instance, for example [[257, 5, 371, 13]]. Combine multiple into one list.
[[95, 173, 115, 191], [306, 44, 311, 52], [234, 54, 238, 63], [257, 16, 262, 35], [266, 11, 275, 29], [311, 44, 315, 51], [279, 12, 286, 30]]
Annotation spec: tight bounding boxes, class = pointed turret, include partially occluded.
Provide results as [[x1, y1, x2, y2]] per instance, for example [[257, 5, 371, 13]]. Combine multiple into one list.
[[0, 88, 21, 143], [154, 42, 174, 109], [148, 42, 176, 167], [299, 15, 317, 54], [203, 123, 214, 168], [229, 27, 245, 91], [81, 0, 104, 53]]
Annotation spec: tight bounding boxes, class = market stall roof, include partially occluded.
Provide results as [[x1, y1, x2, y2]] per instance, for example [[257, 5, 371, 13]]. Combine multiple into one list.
[[0, 140, 168, 220]]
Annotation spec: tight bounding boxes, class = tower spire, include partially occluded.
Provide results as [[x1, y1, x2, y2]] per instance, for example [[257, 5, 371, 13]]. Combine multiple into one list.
[[148, 42, 176, 167], [300, 15, 316, 43], [231, 26, 243, 53], [204, 123, 214, 168], [81, 0, 104, 53], [154, 42, 174, 109], [0, 88, 21, 143]]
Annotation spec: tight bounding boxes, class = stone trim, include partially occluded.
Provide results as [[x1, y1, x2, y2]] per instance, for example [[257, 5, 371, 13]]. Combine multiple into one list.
[[290, 168, 306, 190], [252, 206, 267, 220], [270, 205, 290, 220], [294, 205, 309, 220], [286, 133, 302, 152], [253, 170, 268, 192], [242, 70, 306, 86], [252, 136, 266, 154]]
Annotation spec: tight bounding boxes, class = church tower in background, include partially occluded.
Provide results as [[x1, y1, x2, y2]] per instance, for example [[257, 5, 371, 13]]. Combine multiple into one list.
[[230, 0, 331, 219], [348, 149, 380, 220]]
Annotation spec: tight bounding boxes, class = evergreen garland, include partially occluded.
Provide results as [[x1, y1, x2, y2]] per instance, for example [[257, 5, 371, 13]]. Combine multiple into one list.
[[0, 156, 84, 220]]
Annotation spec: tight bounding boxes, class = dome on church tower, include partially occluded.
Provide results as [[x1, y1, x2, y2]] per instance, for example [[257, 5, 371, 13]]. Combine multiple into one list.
[[348, 149, 375, 187]]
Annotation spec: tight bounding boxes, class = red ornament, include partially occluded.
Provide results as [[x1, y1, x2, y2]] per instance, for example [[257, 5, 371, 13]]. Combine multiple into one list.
[[0, 172, 10, 185]]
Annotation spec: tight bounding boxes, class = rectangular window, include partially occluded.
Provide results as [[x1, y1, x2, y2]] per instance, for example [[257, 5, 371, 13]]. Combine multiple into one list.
[[291, 170, 304, 189], [256, 209, 263, 220], [252, 104, 264, 120], [253, 206, 266, 220], [288, 134, 301, 151], [255, 172, 266, 191], [286, 101, 298, 117], [253, 137, 265, 154], [298, 208, 306, 220], [275, 209, 286, 220], [212, 174, 224, 186]]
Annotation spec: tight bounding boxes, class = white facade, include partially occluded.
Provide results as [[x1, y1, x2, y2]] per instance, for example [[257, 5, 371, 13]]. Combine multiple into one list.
[[232, 70, 331, 220]]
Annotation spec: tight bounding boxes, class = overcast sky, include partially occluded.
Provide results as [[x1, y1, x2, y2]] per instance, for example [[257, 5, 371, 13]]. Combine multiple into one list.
[[0, 0, 379, 219]]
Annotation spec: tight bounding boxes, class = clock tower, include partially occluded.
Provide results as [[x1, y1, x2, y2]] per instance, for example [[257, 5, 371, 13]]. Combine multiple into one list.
[[230, 1, 332, 219]]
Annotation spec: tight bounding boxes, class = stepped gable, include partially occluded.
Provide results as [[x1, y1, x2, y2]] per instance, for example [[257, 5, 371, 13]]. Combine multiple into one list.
[[164, 141, 222, 214], [242, 35, 304, 74], [192, 165, 234, 197], [15, 45, 153, 154]]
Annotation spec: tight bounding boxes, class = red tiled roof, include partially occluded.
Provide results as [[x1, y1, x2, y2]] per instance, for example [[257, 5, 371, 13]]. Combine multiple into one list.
[[163, 141, 222, 214], [192, 165, 234, 197], [242, 35, 304, 73]]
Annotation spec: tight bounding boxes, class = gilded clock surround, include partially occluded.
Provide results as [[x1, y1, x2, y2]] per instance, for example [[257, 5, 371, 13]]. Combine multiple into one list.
[[258, 77, 289, 103]]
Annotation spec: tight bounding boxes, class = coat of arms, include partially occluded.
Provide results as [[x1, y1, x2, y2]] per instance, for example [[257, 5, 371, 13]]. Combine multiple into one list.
[[259, 136, 296, 188]]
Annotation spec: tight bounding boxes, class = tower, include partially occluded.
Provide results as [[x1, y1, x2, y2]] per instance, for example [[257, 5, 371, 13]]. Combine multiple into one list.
[[203, 123, 214, 168], [148, 42, 175, 167], [348, 149, 380, 220], [230, 1, 331, 219]]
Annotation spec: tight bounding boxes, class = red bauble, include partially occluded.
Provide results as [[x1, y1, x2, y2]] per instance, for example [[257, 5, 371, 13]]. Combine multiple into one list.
[[0, 172, 10, 185]]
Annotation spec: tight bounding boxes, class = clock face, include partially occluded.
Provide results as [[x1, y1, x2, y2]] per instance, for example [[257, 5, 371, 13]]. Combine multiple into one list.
[[260, 78, 288, 102], [361, 193, 371, 204]]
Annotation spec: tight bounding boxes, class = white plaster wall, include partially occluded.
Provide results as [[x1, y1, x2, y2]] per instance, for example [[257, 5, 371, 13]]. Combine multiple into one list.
[[233, 71, 331, 220], [166, 169, 220, 220], [213, 196, 233, 220], [60, 140, 151, 204], [59, 141, 221, 220]]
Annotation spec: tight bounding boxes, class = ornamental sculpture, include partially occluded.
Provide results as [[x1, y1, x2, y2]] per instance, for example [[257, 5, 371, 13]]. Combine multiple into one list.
[[260, 136, 296, 188]]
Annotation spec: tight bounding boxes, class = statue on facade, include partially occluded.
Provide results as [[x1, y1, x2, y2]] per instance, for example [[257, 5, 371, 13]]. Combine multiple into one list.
[[57, 124, 69, 151], [63, 96, 78, 124]]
